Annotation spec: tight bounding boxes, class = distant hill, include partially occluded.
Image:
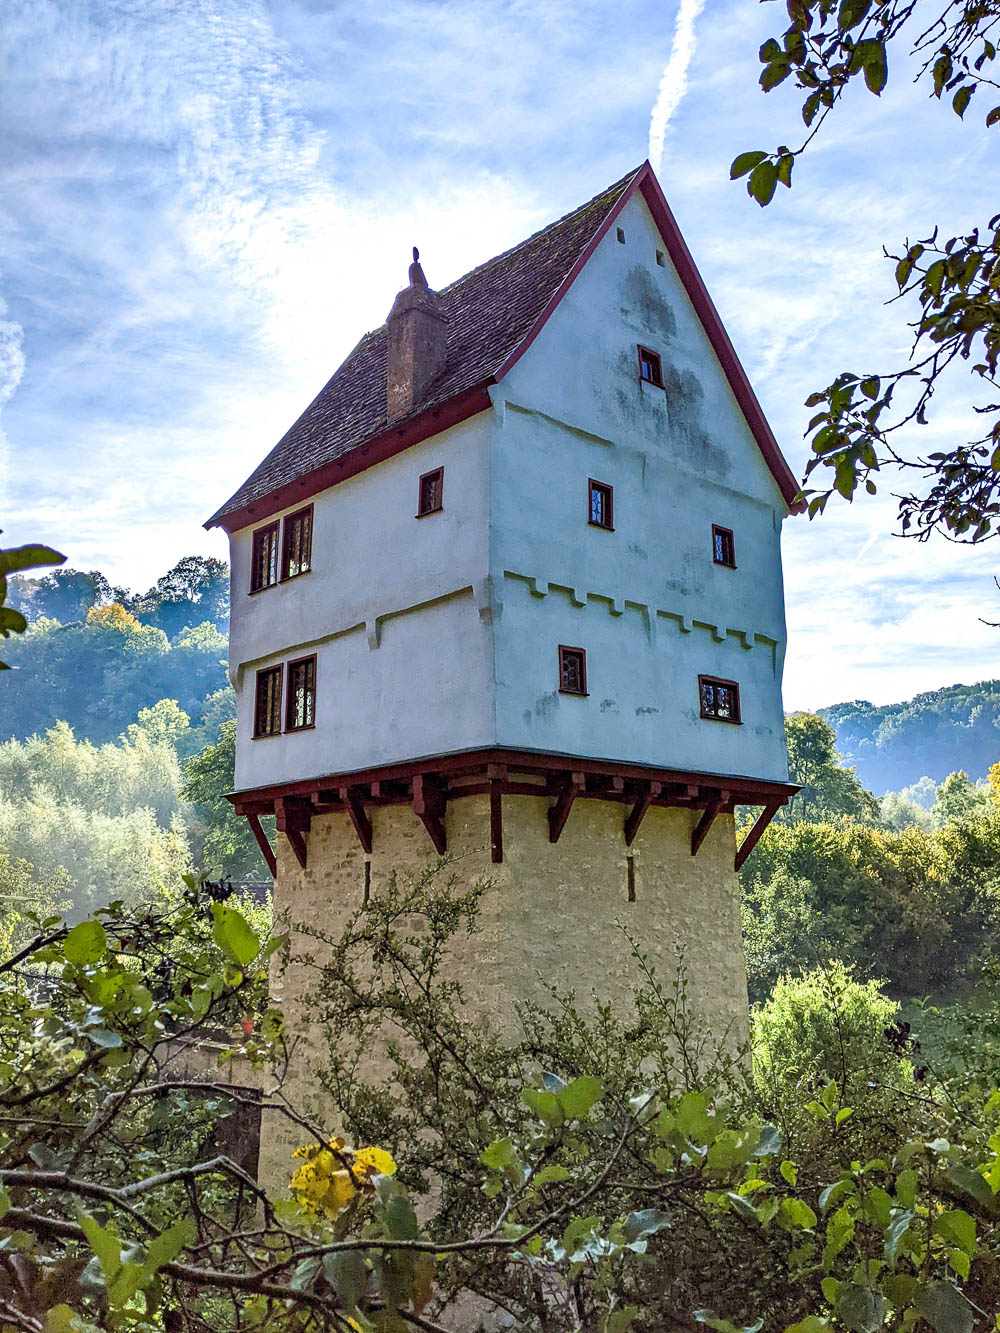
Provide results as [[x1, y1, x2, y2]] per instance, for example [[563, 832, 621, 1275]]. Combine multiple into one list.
[[820, 680, 1000, 794]]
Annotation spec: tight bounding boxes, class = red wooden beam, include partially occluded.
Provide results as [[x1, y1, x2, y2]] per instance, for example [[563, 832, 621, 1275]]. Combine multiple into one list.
[[285, 826, 308, 870], [245, 813, 276, 879], [624, 781, 661, 847], [340, 785, 373, 854], [734, 798, 783, 872], [412, 774, 447, 854], [691, 790, 729, 857], [548, 772, 586, 844], [487, 763, 506, 864]]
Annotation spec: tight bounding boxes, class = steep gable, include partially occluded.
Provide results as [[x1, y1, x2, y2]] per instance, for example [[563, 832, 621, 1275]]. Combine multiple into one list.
[[207, 163, 800, 532]]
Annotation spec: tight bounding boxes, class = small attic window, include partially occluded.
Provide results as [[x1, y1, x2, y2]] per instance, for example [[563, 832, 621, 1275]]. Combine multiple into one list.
[[417, 467, 444, 517], [655, 249, 666, 267], [637, 346, 664, 389], [616, 227, 626, 244]]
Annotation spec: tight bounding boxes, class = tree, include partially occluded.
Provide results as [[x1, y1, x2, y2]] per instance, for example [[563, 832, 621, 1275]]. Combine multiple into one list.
[[6, 567, 120, 624], [133, 556, 230, 638], [933, 767, 991, 822], [782, 712, 882, 823], [183, 719, 272, 879], [733, 0, 1000, 541]]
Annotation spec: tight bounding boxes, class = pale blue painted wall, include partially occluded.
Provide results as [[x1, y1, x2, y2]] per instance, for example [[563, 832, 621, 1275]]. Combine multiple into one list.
[[489, 192, 789, 782]]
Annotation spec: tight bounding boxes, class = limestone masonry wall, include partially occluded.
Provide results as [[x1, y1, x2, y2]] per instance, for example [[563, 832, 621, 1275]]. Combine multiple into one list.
[[258, 794, 748, 1188]]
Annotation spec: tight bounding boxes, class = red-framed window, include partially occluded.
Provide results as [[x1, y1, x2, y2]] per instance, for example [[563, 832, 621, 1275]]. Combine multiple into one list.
[[282, 505, 313, 581], [285, 655, 317, 732], [250, 522, 280, 593], [699, 675, 741, 724], [588, 479, 614, 530], [253, 665, 283, 738], [417, 467, 444, 517], [559, 645, 587, 696], [637, 345, 664, 389], [712, 525, 736, 568]]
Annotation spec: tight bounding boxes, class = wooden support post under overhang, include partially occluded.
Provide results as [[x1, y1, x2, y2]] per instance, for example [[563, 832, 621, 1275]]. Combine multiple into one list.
[[340, 785, 373, 854], [548, 771, 586, 844], [691, 789, 729, 857], [275, 797, 311, 871], [734, 798, 783, 872], [624, 781, 662, 846], [245, 813, 277, 879], [487, 763, 506, 864], [412, 774, 447, 855]]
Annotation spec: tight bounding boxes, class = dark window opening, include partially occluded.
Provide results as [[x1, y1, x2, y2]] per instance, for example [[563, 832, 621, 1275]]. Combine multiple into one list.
[[417, 467, 444, 517], [626, 855, 636, 902], [712, 525, 736, 568], [637, 345, 664, 389], [655, 250, 666, 267], [254, 666, 283, 738], [285, 655, 317, 732], [588, 479, 614, 530], [699, 675, 741, 724], [282, 506, 313, 581], [616, 226, 626, 244], [559, 645, 587, 696], [250, 522, 280, 593]]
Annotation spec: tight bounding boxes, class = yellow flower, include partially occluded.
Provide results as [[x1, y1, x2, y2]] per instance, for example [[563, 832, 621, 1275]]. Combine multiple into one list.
[[353, 1146, 397, 1180]]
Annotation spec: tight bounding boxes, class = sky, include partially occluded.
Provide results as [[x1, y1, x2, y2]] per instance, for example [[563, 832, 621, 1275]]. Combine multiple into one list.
[[1, 0, 997, 712]]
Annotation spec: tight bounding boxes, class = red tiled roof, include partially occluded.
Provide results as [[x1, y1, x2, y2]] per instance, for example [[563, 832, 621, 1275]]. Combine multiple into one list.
[[208, 166, 643, 527]]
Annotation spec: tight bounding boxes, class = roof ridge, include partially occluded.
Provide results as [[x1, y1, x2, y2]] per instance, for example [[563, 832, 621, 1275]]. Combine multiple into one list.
[[437, 163, 645, 299]]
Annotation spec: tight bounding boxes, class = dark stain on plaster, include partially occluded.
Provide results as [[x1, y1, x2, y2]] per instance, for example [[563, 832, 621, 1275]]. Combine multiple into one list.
[[627, 543, 648, 560], [635, 705, 660, 716], [535, 692, 558, 720], [599, 698, 619, 713], [662, 366, 730, 478], [522, 709, 533, 728], [622, 267, 677, 341]]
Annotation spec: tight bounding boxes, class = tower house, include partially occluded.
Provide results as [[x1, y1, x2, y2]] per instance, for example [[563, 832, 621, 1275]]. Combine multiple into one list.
[[206, 163, 799, 1124]]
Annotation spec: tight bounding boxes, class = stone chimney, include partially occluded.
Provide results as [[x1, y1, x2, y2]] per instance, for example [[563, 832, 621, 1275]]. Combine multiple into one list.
[[386, 247, 448, 424]]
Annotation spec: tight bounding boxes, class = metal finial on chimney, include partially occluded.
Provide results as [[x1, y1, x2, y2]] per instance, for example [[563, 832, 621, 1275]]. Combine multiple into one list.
[[409, 246, 428, 288]]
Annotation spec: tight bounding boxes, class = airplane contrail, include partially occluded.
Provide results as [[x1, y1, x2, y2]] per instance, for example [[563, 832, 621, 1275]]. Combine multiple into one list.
[[648, 0, 708, 171]]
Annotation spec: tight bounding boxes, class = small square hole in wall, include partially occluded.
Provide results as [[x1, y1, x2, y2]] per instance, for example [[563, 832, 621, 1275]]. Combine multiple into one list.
[[616, 227, 626, 244], [655, 249, 666, 267]]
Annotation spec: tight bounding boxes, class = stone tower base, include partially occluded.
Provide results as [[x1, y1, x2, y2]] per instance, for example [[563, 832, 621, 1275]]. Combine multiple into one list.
[[258, 793, 748, 1190]]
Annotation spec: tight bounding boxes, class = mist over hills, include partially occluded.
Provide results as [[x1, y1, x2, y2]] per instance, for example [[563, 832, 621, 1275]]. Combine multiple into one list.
[[819, 680, 1000, 794]]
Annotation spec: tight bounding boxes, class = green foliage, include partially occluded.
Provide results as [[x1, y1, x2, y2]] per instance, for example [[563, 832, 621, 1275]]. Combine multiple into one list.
[[731, 0, 1000, 542], [740, 813, 1000, 1001], [7, 866, 1000, 1330], [0, 606, 228, 745], [182, 718, 272, 878], [753, 963, 906, 1130], [933, 769, 991, 824], [0, 535, 65, 668], [782, 712, 881, 824], [823, 682, 1000, 793]]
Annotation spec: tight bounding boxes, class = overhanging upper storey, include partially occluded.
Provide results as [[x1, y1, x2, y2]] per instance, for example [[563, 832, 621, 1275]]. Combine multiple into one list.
[[206, 162, 802, 536]]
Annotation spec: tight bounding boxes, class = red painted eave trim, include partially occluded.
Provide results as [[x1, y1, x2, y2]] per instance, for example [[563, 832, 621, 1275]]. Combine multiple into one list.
[[495, 161, 803, 514], [225, 746, 800, 810], [206, 385, 492, 535]]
